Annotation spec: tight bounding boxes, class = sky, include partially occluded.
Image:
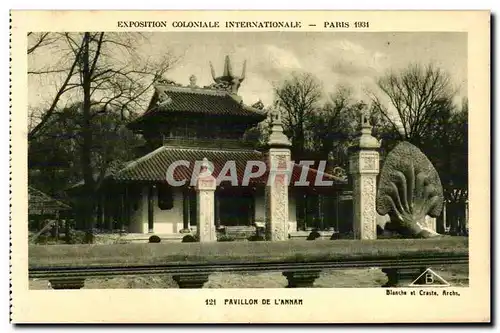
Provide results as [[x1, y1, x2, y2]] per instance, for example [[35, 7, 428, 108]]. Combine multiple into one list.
[[28, 31, 467, 115]]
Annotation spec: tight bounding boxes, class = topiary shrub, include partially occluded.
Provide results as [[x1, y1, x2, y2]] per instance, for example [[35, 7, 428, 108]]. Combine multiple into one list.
[[148, 235, 161, 243], [307, 230, 321, 240], [182, 234, 198, 243], [376, 142, 444, 238]]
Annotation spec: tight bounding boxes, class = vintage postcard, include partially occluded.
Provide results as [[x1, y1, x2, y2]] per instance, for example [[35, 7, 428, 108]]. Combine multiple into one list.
[[10, 10, 490, 323]]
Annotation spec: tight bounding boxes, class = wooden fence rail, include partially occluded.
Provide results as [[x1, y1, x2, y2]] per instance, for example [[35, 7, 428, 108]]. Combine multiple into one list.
[[29, 238, 468, 289]]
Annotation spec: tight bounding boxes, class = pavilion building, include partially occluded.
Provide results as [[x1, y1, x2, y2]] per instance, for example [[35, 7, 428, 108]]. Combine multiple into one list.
[[87, 56, 351, 239]]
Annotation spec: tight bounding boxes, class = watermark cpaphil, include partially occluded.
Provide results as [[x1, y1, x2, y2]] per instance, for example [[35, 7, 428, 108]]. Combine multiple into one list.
[[165, 159, 336, 187]]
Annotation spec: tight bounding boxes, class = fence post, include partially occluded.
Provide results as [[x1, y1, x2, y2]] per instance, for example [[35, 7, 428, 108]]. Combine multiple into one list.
[[172, 274, 210, 288], [49, 278, 85, 289], [381, 268, 426, 287], [282, 270, 321, 288]]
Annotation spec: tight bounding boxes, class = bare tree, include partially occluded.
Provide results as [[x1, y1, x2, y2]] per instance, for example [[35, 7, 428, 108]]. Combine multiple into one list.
[[273, 71, 322, 157], [28, 32, 179, 239], [28, 33, 83, 141], [27, 32, 59, 55], [371, 63, 456, 144], [309, 86, 365, 165]]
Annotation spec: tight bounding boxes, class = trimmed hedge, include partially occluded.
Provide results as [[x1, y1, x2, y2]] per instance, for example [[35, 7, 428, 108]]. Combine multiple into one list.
[[182, 235, 198, 243], [148, 235, 161, 243], [29, 237, 468, 268], [307, 230, 321, 240]]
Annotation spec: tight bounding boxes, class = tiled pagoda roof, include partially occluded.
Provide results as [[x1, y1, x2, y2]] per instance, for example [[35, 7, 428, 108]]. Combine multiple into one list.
[[111, 146, 347, 187], [28, 186, 71, 215], [128, 84, 267, 129]]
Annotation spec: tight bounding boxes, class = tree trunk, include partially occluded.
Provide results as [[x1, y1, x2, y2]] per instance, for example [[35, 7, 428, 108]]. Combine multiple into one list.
[[81, 32, 96, 242]]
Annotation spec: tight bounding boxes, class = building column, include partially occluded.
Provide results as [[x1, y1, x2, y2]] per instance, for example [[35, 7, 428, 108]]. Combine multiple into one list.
[[196, 158, 217, 242], [348, 114, 380, 240], [148, 185, 155, 233], [181, 188, 190, 233], [215, 192, 221, 229], [265, 110, 292, 241]]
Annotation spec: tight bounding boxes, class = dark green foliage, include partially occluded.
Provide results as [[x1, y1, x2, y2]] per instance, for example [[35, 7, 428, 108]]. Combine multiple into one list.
[[84, 231, 95, 244], [148, 235, 161, 243], [64, 229, 88, 244]]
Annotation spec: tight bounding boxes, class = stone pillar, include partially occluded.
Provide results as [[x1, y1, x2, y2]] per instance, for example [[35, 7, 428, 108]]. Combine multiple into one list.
[[49, 278, 85, 290], [283, 270, 321, 288], [381, 268, 426, 287], [196, 158, 217, 242], [348, 114, 380, 240], [265, 110, 292, 241], [215, 194, 221, 229], [172, 274, 210, 289]]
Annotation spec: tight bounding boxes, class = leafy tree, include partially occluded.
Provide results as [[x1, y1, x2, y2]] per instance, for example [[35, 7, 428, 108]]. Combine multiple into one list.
[[29, 102, 144, 202]]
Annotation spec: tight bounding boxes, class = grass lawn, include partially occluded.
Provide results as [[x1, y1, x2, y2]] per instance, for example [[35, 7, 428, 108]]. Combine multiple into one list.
[[29, 237, 468, 289], [29, 238, 468, 268], [29, 264, 468, 289]]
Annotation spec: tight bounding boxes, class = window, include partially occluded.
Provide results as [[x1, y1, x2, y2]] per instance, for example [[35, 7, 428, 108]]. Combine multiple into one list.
[[157, 184, 174, 210]]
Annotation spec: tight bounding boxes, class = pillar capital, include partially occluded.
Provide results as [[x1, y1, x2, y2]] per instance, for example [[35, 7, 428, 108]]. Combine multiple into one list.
[[349, 113, 380, 151], [195, 157, 216, 191], [349, 150, 380, 174], [267, 110, 292, 148]]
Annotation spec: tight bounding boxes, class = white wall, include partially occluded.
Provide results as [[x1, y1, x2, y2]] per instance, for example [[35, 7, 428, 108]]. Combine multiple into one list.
[[129, 186, 147, 233], [129, 186, 184, 234], [129, 186, 299, 235], [253, 188, 297, 232], [151, 187, 184, 234], [254, 188, 266, 223]]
